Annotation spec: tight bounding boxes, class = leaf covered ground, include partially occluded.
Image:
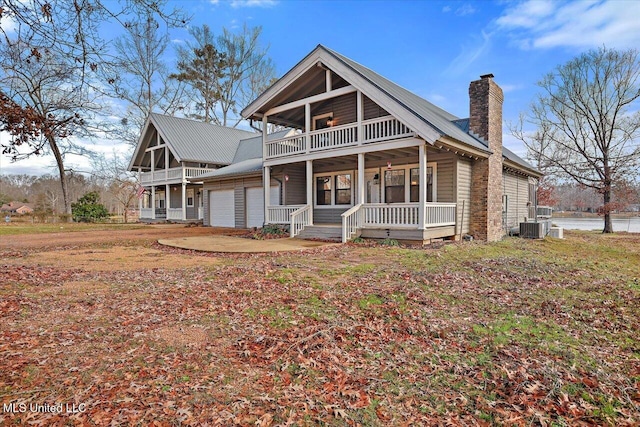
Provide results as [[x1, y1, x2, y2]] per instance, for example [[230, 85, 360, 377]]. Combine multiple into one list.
[[1, 227, 639, 426]]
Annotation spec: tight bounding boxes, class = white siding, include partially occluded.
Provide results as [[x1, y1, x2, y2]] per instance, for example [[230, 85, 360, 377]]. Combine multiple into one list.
[[503, 172, 530, 229]]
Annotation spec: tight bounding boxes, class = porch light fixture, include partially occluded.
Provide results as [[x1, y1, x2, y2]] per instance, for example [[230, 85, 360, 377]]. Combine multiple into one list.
[[387, 161, 392, 170]]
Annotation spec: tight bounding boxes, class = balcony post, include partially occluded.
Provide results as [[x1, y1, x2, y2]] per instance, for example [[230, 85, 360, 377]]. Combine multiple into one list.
[[164, 146, 169, 181], [305, 103, 310, 153], [357, 90, 362, 144], [306, 160, 314, 225], [137, 167, 142, 216], [418, 144, 427, 230]]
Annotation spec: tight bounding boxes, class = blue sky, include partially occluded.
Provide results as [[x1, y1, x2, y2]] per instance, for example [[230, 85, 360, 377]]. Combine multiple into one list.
[[2, 0, 640, 176]]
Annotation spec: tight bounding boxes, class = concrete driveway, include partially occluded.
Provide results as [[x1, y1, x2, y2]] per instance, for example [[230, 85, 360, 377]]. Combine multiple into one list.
[[158, 235, 337, 253]]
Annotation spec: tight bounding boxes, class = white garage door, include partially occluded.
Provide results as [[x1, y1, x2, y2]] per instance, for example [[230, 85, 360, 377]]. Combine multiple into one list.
[[246, 187, 264, 228], [209, 189, 235, 227]]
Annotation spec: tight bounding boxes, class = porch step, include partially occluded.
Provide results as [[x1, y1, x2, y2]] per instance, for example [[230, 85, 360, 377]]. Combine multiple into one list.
[[296, 225, 342, 241]]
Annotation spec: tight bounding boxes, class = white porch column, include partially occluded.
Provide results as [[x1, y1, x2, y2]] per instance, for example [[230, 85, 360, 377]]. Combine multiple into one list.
[[264, 166, 270, 224], [418, 144, 427, 230], [357, 153, 365, 204], [306, 159, 314, 225], [137, 167, 142, 215], [150, 150, 155, 220], [151, 186, 156, 219], [166, 184, 170, 218], [181, 183, 187, 221]]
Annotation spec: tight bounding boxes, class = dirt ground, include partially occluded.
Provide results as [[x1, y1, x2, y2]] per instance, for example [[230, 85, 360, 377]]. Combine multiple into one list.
[[0, 224, 245, 250]]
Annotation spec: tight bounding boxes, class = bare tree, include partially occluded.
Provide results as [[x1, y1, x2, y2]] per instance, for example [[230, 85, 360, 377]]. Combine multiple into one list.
[[108, 12, 187, 147], [513, 47, 640, 233], [0, 0, 187, 220], [173, 24, 275, 127]]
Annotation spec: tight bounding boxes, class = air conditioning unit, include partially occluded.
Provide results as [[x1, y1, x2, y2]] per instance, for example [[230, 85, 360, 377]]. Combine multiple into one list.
[[520, 221, 545, 239]]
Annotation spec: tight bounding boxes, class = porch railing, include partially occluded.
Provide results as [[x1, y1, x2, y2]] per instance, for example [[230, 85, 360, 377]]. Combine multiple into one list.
[[267, 205, 305, 224], [529, 205, 553, 219], [362, 116, 414, 144], [140, 208, 154, 219], [310, 123, 357, 151], [140, 166, 215, 184], [264, 116, 415, 159], [340, 203, 457, 242], [290, 205, 311, 237], [167, 208, 183, 221], [341, 203, 363, 243], [362, 203, 419, 227], [265, 134, 306, 158], [423, 203, 457, 226]]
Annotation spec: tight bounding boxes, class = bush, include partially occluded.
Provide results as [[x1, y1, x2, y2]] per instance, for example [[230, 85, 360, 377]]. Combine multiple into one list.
[[71, 192, 109, 223]]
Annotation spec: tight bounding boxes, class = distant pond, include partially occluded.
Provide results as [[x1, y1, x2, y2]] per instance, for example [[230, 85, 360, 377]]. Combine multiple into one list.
[[551, 217, 640, 233]]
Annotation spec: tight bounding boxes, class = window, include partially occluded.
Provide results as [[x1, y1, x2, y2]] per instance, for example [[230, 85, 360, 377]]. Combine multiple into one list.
[[409, 167, 433, 202], [335, 174, 352, 205], [187, 189, 194, 207], [316, 176, 331, 205], [385, 170, 405, 203], [312, 112, 333, 130]]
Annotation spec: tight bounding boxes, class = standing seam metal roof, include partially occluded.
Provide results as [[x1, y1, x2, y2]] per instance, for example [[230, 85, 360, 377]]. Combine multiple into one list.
[[150, 113, 256, 164]]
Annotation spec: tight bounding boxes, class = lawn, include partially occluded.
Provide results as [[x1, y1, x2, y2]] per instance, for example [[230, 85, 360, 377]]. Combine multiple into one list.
[[1, 228, 639, 425]]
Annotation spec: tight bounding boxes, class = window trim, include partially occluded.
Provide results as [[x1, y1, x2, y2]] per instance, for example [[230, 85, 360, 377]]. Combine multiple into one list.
[[187, 188, 194, 207], [313, 170, 354, 208], [312, 112, 334, 131], [381, 163, 437, 203]]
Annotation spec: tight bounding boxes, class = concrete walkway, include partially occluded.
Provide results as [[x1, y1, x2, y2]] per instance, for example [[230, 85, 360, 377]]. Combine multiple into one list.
[[158, 235, 337, 253]]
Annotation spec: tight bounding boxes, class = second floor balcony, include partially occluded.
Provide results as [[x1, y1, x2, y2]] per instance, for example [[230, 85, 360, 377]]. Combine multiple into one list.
[[140, 166, 214, 185]]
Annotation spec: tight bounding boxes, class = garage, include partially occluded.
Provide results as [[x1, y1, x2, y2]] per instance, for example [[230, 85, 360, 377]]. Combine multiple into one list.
[[245, 187, 264, 228], [209, 189, 235, 227]]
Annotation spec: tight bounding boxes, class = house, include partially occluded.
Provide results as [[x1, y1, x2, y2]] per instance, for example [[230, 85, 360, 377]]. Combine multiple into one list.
[[200, 44, 543, 242], [128, 113, 256, 222], [1, 201, 34, 215]]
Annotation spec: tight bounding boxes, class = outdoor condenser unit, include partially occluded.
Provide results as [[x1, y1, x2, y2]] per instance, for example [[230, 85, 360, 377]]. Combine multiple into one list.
[[520, 221, 545, 239]]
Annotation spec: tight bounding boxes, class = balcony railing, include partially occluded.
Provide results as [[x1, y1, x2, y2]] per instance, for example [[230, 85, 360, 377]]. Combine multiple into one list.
[[264, 116, 415, 159], [140, 167, 215, 184]]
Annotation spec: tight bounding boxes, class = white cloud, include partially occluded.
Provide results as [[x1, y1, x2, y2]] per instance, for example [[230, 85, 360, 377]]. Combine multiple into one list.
[[445, 30, 492, 75], [496, 0, 640, 50], [229, 0, 277, 8], [0, 12, 18, 34], [455, 4, 476, 16]]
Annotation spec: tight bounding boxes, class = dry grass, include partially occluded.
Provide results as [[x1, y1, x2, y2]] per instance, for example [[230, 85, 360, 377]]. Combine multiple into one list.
[[0, 227, 638, 426]]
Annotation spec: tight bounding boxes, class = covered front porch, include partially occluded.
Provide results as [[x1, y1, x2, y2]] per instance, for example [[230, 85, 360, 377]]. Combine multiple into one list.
[[139, 183, 204, 222], [263, 145, 462, 243]]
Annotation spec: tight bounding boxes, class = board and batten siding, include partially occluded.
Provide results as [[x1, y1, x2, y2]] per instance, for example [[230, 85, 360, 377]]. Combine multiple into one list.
[[503, 172, 530, 229], [456, 158, 472, 236]]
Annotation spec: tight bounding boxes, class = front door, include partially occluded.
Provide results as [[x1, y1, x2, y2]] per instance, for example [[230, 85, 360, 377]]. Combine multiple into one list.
[[365, 171, 380, 204]]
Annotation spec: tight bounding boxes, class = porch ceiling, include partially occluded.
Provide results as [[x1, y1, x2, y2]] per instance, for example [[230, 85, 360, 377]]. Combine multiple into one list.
[[260, 68, 350, 129]]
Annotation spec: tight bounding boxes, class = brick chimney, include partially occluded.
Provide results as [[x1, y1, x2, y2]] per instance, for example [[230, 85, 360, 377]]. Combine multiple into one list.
[[468, 74, 504, 242]]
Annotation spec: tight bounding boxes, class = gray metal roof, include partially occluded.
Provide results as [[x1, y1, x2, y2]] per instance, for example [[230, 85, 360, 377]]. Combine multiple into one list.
[[232, 129, 292, 163], [321, 46, 491, 153], [199, 157, 263, 180], [150, 113, 256, 164]]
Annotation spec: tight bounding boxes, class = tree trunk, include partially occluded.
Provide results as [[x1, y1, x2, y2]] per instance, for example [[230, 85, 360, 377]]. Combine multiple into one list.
[[603, 187, 614, 233], [47, 134, 73, 222]]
